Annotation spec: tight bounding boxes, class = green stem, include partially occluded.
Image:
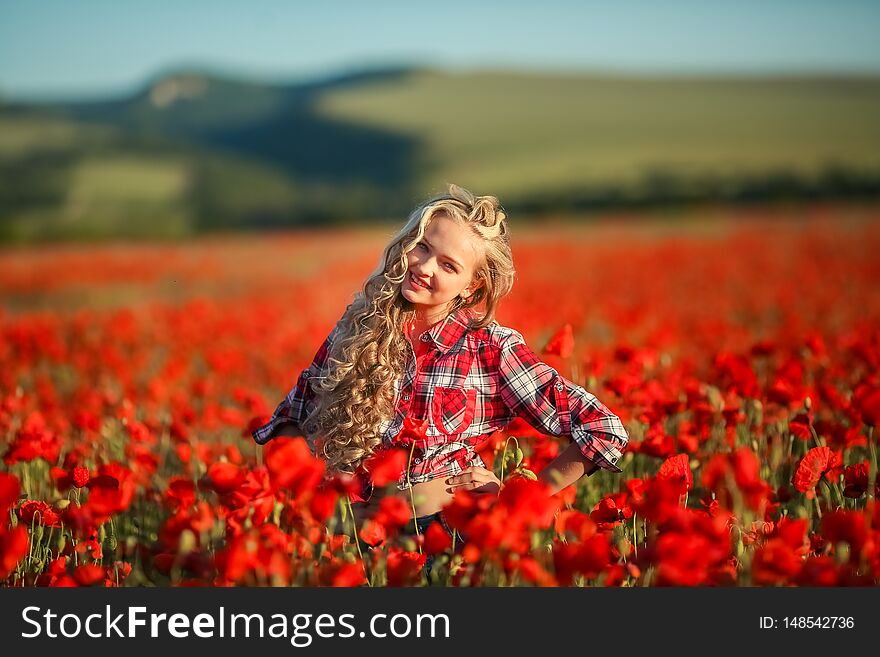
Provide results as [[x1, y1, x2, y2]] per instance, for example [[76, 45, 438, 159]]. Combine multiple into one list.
[[499, 436, 520, 483], [632, 512, 638, 559], [405, 440, 422, 554], [866, 426, 876, 505], [345, 496, 372, 587], [809, 423, 823, 450], [821, 477, 844, 510]]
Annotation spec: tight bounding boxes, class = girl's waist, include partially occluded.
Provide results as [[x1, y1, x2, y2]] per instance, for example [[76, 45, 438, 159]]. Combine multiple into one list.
[[407, 476, 454, 517]]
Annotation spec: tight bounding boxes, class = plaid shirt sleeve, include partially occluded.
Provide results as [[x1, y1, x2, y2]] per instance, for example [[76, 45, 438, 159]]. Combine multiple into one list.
[[497, 331, 629, 473], [251, 321, 341, 445]]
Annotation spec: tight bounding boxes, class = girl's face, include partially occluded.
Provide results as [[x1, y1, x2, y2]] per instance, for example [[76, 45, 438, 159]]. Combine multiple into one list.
[[401, 213, 483, 323]]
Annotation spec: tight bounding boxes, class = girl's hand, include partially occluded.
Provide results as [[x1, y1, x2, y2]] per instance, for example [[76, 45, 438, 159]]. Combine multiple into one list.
[[445, 467, 503, 495]]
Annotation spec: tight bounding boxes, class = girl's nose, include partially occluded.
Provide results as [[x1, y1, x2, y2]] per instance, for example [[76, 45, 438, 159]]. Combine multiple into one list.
[[412, 269, 433, 284], [412, 260, 434, 278]]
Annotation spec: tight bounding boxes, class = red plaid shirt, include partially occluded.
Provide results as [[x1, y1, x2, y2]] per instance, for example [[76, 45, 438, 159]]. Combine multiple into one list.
[[252, 307, 629, 495]]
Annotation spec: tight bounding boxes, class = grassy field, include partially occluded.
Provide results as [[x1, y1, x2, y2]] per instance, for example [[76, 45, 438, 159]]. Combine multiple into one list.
[[317, 70, 880, 200]]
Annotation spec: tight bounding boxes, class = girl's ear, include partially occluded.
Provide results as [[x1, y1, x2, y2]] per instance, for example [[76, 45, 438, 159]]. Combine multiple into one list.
[[461, 275, 484, 300]]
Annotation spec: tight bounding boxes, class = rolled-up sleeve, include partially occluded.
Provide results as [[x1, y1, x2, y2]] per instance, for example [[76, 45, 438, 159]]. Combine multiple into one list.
[[497, 332, 628, 473], [252, 321, 341, 445]]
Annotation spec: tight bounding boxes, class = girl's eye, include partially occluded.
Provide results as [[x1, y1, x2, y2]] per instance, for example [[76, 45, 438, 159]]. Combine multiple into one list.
[[416, 241, 455, 272]]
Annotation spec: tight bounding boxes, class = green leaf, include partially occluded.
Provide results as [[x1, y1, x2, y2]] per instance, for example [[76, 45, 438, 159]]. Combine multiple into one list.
[[519, 468, 538, 481]]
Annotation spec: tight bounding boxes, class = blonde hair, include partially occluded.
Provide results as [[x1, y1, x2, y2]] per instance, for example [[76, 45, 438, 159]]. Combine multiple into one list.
[[304, 184, 516, 474]]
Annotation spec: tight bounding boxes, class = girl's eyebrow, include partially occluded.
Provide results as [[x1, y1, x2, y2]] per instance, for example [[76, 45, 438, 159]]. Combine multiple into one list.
[[421, 237, 463, 269]]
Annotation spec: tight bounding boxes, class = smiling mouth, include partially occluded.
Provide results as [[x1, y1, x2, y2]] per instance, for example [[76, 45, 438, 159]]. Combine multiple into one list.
[[409, 272, 431, 290]]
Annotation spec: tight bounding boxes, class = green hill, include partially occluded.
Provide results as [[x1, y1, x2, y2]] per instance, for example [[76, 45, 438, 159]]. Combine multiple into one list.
[[2, 67, 880, 242], [0, 107, 305, 242], [317, 70, 880, 204]]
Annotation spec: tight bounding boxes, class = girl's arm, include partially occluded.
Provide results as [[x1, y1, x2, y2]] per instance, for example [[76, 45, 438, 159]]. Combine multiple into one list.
[[252, 320, 342, 445], [537, 442, 600, 496], [496, 330, 629, 484]]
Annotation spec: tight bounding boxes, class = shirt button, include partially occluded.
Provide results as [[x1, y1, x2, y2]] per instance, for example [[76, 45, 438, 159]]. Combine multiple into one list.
[[412, 457, 422, 465], [555, 382, 564, 391], [302, 370, 311, 379], [402, 393, 410, 401], [420, 335, 429, 342]]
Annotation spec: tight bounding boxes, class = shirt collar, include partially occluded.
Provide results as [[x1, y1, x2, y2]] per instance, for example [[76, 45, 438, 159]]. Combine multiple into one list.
[[413, 306, 474, 355]]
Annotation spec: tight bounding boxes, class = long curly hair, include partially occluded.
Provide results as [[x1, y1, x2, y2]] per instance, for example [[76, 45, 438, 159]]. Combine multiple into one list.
[[303, 183, 516, 474]]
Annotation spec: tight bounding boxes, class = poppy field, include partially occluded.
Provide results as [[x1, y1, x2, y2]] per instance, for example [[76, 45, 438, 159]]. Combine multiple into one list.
[[2, 203, 880, 587]]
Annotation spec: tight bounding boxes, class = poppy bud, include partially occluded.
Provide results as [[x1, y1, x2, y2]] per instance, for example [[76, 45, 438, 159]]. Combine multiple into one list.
[[73, 466, 90, 489]]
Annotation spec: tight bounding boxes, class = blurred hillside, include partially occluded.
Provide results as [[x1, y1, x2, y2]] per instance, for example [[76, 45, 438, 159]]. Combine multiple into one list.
[[2, 66, 880, 242]]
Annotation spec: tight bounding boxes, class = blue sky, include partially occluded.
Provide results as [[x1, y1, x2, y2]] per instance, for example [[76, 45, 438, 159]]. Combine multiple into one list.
[[1, 0, 879, 100]]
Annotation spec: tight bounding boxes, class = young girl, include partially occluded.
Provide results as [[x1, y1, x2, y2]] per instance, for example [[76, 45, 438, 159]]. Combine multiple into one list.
[[252, 184, 629, 572]]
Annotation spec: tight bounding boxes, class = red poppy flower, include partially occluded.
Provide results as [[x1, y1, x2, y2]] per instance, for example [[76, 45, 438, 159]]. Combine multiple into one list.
[[323, 470, 372, 504], [3, 416, 63, 465], [509, 555, 557, 586], [636, 423, 676, 459], [393, 416, 430, 447], [655, 533, 722, 586], [264, 437, 325, 498], [497, 478, 558, 529], [385, 547, 426, 587], [653, 510, 733, 586], [712, 353, 760, 398], [423, 521, 452, 554], [164, 477, 196, 510], [625, 478, 647, 504], [767, 376, 804, 407], [795, 556, 840, 586], [773, 517, 810, 552], [589, 496, 630, 529], [631, 475, 684, 523], [51, 466, 115, 493], [701, 448, 771, 511], [204, 461, 247, 494], [442, 488, 495, 534], [821, 510, 868, 561], [308, 487, 339, 523], [363, 447, 407, 488], [82, 475, 122, 519], [842, 461, 876, 498], [0, 473, 20, 515], [788, 410, 814, 440], [731, 448, 772, 510], [557, 509, 598, 541], [17, 500, 62, 528], [543, 324, 574, 358], [0, 525, 29, 579], [792, 446, 844, 493], [66, 466, 88, 488], [93, 463, 135, 512], [217, 524, 295, 585], [751, 539, 803, 586], [552, 533, 610, 584], [327, 562, 368, 587], [358, 520, 387, 547], [374, 495, 412, 529], [657, 453, 693, 494], [853, 385, 880, 427], [73, 564, 106, 587], [49, 575, 79, 588]]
